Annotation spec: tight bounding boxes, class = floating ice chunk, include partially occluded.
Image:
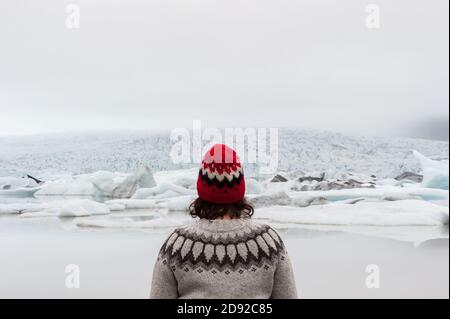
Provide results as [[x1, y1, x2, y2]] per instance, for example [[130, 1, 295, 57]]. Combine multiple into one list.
[[0, 176, 39, 189], [107, 203, 126, 211], [0, 187, 41, 197], [17, 199, 111, 217], [271, 223, 449, 245], [256, 199, 449, 226], [36, 177, 97, 196], [109, 166, 156, 198], [270, 174, 289, 183], [164, 195, 195, 211], [104, 199, 159, 209], [394, 172, 423, 183], [35, 166, 156, 198], [248, 192, 326, 208], [111, 195, 194, 212], [0, 203, 48, 214], [58, 199, 110, 217], [430, 199, 449, 207], [20, 211, 57, 218], [377, 178, 400, 187], [413, 150, 449, 190], [249, 193, 292, 207], [290, 185, 449, 202], [264, 180, 298, 194], [132, 182, 195, 199]]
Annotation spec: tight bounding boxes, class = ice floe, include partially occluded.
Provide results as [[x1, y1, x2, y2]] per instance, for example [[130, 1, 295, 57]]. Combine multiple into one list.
[[35, 166, 156, 198], [255, 199, 449, 226], [0, 202, 47, 215], [0, 187, 41, 197], [1, 199, 110, 217]]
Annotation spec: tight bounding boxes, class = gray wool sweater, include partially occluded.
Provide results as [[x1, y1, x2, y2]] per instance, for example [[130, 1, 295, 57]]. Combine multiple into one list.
[[150, 218, 298, 299]]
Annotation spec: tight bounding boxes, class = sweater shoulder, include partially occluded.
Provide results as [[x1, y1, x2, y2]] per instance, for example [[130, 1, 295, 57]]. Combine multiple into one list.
[[158, 219, 285, 271]]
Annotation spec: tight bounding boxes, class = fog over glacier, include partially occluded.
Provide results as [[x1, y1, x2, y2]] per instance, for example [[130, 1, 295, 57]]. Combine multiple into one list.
[[0, 0, 448, 140]]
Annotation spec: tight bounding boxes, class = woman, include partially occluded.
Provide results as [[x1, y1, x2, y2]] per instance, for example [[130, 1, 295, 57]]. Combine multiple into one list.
[[150, 144, 297, 299]]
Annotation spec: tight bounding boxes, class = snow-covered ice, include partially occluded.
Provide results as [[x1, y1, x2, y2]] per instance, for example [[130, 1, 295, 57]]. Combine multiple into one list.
[[0, 129, 448, 178], [0, 202, 47, 215], [36, 176, 98, 196], [0, 187, 41, 197], [57, 200, 110, 217], [132, 182, 195, 200], [413, 150, 449, 190], [255, 200, 449, 226], [35, 166, 156, 198], [109, 166, 156, 198], [0, 176, 39, 189], [104, 199, 159, 210], [287, 185, 449, 202], [1, 199, 110, 217]]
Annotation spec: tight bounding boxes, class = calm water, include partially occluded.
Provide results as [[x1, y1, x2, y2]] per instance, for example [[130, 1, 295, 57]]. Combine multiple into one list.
[[0, 210, 448, 298]]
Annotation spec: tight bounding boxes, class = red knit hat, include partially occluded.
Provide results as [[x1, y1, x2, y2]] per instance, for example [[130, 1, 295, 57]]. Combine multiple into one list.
[[197, 144, 246, 204]]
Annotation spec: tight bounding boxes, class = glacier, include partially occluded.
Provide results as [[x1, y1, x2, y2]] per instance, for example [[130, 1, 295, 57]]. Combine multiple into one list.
[[0, 128, 448, 179], [0, 128, 448, 243]]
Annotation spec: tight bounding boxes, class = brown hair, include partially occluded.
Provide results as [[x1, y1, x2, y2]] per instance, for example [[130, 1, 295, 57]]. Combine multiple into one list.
[[189, 197, 254, 220]]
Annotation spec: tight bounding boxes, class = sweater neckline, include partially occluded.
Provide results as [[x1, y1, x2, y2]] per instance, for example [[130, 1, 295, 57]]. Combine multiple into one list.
[[195, 218, 251, 233]]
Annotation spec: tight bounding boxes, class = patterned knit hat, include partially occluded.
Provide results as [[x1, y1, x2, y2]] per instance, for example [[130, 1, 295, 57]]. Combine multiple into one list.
[[197, 144, 246, 204]]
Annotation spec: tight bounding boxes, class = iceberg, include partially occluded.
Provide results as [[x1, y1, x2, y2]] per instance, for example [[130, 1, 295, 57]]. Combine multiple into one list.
[[36, 177, 97, 196], [108, 166, 156, 198], [413, 151, 449, 190], [35, 166, 157, 198]]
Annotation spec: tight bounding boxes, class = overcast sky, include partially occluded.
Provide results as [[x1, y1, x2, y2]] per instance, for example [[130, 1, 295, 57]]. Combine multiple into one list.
[[0, 0, 448, 140]]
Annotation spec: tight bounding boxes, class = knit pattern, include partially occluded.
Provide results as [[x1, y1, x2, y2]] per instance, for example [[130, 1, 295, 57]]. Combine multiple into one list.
[[150, 218, 298, 299], [158, 221, 284, 273]]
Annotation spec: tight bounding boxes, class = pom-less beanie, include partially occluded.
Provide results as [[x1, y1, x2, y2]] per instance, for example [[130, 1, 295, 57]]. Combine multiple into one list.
[[196, 144, 246, 204]]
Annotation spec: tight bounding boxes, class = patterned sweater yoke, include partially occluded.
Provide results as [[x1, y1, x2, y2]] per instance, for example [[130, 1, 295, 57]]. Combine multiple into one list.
[[150, 218, 298, 299]]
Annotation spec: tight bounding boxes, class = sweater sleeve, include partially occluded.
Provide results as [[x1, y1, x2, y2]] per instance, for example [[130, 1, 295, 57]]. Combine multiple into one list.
[[150, 248, 179, 299], [271, 247, 298, 299]]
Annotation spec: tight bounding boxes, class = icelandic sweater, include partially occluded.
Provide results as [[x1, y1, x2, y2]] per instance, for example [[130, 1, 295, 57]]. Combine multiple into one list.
[[150, 218, 298, 299]]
